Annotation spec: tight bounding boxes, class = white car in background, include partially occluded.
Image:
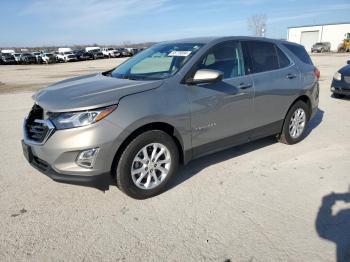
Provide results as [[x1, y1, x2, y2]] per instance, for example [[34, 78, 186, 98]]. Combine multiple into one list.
[[56, 52, 77, 62], [101, 47, 118, 58]]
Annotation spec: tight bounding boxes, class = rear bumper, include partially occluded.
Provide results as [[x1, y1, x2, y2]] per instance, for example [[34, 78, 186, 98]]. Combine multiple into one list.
[[22, 139, 114, 190]]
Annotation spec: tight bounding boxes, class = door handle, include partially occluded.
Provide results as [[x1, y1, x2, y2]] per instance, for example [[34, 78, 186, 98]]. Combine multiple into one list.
[[286, 73, 297, 79], [238, 83, 252, 89]]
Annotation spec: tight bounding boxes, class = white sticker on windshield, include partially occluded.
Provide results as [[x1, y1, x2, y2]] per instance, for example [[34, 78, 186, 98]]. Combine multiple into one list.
[[168, 51, 192, 57]]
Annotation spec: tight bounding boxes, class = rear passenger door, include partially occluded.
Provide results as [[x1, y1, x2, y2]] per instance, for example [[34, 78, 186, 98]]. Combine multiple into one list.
[[244, 41, 301, 130]]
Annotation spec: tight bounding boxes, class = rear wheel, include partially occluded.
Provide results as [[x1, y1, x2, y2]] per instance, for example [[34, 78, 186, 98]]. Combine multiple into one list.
[[278, 100, 309, 145], [115, 130, 179, 199]]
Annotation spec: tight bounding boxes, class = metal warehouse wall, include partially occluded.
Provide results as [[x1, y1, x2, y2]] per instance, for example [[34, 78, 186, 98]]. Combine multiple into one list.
[[287, 23, 350, 52]]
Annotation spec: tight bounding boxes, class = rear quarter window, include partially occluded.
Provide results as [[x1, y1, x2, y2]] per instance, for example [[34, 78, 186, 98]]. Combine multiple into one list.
[[283, 43, 313, 65], [276, 47, 291, 68]]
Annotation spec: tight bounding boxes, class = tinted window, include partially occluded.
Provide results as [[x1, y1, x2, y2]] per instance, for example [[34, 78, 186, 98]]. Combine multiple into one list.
[[198, 41, 245, 79], [276, 47, 290, 68], [246, 41, 279, 73], [283, 43, 313, 65]]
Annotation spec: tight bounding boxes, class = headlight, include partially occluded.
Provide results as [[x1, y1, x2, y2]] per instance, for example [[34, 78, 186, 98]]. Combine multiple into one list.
[[333, 72, 342, 81], [50, 105, 117, 129]]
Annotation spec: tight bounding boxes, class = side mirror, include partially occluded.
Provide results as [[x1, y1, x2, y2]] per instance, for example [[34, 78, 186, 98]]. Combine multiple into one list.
[[347, 60, 350, 65], [187, 69, 223, 85]]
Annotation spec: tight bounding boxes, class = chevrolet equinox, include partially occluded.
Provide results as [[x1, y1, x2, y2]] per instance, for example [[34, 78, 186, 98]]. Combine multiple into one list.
[[22, 37, 319, 199]]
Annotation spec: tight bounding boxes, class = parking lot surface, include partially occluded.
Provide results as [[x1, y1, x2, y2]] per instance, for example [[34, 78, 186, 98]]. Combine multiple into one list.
[[0, 54, 349, 262]]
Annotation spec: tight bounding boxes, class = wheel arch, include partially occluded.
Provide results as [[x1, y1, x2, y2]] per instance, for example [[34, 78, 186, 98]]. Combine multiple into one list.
[[285, 95, 312, 119], [111, 122, 186, 176], [280, 95, 312, 133]]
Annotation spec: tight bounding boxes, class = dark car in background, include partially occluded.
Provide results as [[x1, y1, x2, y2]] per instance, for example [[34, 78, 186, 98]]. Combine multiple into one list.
[[116, 48, 131, 57], [311, 42, 331, 53], [0, 53, 16, 64], [88, 49, 104, 59], [73, 49, 92, 60], [20, 53, 37, 64], [331, 60, 350, 98]]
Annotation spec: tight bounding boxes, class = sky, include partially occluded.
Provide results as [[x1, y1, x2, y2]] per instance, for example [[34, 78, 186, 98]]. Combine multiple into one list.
[[1, 0, 350, 47]]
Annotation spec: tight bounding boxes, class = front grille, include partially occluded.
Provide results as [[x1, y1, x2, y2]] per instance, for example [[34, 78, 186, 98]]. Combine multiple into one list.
[[345, 76, 350, 84], [24, 104, 55, 144]]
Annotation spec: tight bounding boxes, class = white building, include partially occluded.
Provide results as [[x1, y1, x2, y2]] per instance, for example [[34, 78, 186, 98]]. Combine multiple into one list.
[[287, 22, 350, 52]]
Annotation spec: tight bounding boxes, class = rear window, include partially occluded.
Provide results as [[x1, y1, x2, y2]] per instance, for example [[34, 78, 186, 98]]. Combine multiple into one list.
[[283, 43, 313, 65]]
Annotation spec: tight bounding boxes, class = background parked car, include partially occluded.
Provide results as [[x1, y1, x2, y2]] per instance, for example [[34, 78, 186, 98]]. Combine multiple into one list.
[[311, 42, 331, 53], [20, 53, 37, 64], [101, 47, 117, 58], [331, 60, 350, 98], [56, 52, 77, 62], [85, 46, 100, 52], [58, 47, 73, 53], [116, 48, 131, 57], [73, 49, 93, 61], [40, 53, 56, 64], [12, 53, 22, 63], [88, 49, 104, 59], [32, 52, 43, 63], [0, 53, 16, 64]]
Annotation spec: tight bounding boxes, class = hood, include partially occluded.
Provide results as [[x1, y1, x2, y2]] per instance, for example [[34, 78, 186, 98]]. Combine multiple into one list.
[[33, 73, 163, 112], [339, 64, 350, 76]]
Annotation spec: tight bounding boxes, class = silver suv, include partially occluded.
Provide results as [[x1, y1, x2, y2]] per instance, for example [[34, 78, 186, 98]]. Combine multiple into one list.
[[22, 37, 319, 199]]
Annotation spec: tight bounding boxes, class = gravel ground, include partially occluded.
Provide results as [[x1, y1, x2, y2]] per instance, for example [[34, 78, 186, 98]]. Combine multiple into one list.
[[0, 54, 349, 262]]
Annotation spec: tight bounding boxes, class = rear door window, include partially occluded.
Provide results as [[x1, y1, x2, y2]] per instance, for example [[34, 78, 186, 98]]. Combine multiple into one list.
[[246, 41, 279, 73], [283, 43, 313, 65]]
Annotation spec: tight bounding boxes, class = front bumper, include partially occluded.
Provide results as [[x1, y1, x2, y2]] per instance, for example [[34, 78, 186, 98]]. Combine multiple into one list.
[[331, 79, 350, 95], [22, 140, 113, 190], [22, 117, 125, 190]]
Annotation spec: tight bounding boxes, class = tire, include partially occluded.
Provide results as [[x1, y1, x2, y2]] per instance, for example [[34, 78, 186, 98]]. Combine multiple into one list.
[[278, 100, 309, 145], [115, 130, 179, 199]]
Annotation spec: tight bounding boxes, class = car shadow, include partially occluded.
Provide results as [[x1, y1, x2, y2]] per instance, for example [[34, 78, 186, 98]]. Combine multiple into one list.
[[304, 108, 324, 137], [168, 108, 324, 191], [316, 189, 350, 262]]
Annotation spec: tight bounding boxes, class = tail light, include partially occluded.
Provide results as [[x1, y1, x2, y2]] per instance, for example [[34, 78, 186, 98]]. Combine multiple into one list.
[[314, 67, 320, 80]]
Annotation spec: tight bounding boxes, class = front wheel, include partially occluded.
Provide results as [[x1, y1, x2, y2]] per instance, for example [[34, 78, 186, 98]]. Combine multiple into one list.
[[115, 130, 179, 199], [278, 100, 309, 145]]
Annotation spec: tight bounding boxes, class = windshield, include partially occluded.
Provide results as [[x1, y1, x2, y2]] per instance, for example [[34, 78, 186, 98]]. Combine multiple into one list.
[[110, 43, 203, 80]]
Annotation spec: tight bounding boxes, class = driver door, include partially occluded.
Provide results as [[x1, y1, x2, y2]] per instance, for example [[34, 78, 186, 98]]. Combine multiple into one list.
[[184, 41, 255, 157]]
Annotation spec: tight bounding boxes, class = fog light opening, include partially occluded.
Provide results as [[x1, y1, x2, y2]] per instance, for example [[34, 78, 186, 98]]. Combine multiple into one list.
[[76, 148, 99, 168]]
